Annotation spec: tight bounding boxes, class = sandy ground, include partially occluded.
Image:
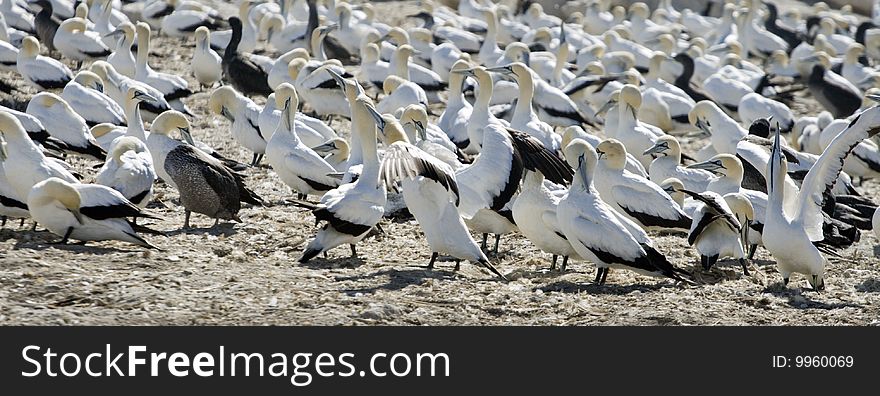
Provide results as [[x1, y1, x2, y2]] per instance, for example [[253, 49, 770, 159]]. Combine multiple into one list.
[[1, 1, 880, 326]]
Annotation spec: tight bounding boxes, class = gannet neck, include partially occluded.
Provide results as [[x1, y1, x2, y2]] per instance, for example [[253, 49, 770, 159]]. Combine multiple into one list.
[[125, 100, 147, 142], [513, 68, 535, 122], [391, 50, 411, 80], [483, 11, 498, 50], [278, 90, 300, 143], [135, 26, 150, 74], [310, 28, 327, 61], [447, 69, 466, 107], [353, 100, 380, 184], [473, 70, 493, 114], [553, 44, 569, 84]]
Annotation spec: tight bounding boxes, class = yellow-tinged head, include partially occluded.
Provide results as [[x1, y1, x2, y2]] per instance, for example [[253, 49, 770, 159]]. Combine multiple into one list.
[[209, 86, 238, 116], [287, 57, 307, 80], [33, 177, 83, 222], [595, 138, 628, 170], [21, 36, 41, 57], [150, 110, 191, 139], [382, 75, 407, 96]]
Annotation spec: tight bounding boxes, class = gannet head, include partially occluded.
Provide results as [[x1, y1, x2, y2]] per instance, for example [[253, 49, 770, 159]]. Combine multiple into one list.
[[90, 123, 118, 139], [643, 135, 679, 158], [135, 21, 151, 45], [400, 104, 429, 141], [564, 138, 597, 189], [382, 75, 406, 96], [311, 138, 349, 159], [73, 70, 104, 92], [363, 101, 407, 145], [194, 26, 211, 45], [20, 36, 41, 58], [628, 2, 650, 20], [562, 126, 589, 149], [274, 83, 298, 131], [595, 138, 627, 170], [104, 21, 135, 42], [259, 14, 283, 41], [689, 101, 718, 134], [60, 17, 89, 34], [31, 177, 83, 224], [126, 86, 156, 106], [619, 84, 642, 112], [32, 92, 62, 109], [287, 57, 307, 80], [687, 153, 740, 179], [0, 111, 28, 141], [209, 86, 238, 120], [274, 83, 298, 110], [659, 178, 685, 207], [109, 136, 141, 161], [151, 110, 192, 144]]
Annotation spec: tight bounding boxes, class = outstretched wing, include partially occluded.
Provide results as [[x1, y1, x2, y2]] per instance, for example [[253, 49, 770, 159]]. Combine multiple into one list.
[[797, 106, 880, 241]]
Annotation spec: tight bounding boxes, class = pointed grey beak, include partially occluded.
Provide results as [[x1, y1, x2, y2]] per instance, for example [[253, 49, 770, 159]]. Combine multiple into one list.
[[867, 92, 880, 103], [687, 159, 724, 174], [694, 118, 711, 134], [485, 65, 513, 75], [596, 98, 616, 116], [103, 29, 123, 38], [414, 120, 427, 141], [662, 185, 675, 194], [326, 68, 345, 89], [451, 68, 476, 76], [365, 105, 386, 130], [311, 141, 336, 154], [642, 143, 668, 156], [134, 90, 158, 103], [179, 127, 195, 146]]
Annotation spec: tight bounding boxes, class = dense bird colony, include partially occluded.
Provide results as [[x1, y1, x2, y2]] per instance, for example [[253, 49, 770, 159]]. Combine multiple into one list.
[[1, 0, 880, 325]]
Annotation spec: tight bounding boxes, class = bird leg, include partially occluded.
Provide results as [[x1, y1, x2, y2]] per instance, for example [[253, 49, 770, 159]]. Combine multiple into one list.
[[183, 210, 191, 229], [1, 216, 5, 227], [20, 218, 25, 228], [550, 254, 558, 271], [427, 252, 438, 270], [747, 244, 758, 260], [561, 256, 569, 271], [481, 233, 488, 251], [350, 244, 357, 258], [783, 277, 790, 286], [454, 260, 461, 271], [76, 61, 83, 70], [600, 268, 609, 285], [738, 258, 750, 276], [492, 234, 501, 256], [594, 267, 603, 283], [251, 153, 260, 167], [213, 218, 220, 227], [53, 227, 74, 245]]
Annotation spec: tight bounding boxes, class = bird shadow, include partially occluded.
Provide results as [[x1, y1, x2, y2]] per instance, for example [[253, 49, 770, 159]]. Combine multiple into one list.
[[336, 268, 475, 295], [298, 255, 368, 270], [536, 280, 669, 295], [164, 223, 239, 237], [873, 245, 880, 258], [13, 238, 141, 255], [855, 278, 880, 293], [762, 283, 863, 310]]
